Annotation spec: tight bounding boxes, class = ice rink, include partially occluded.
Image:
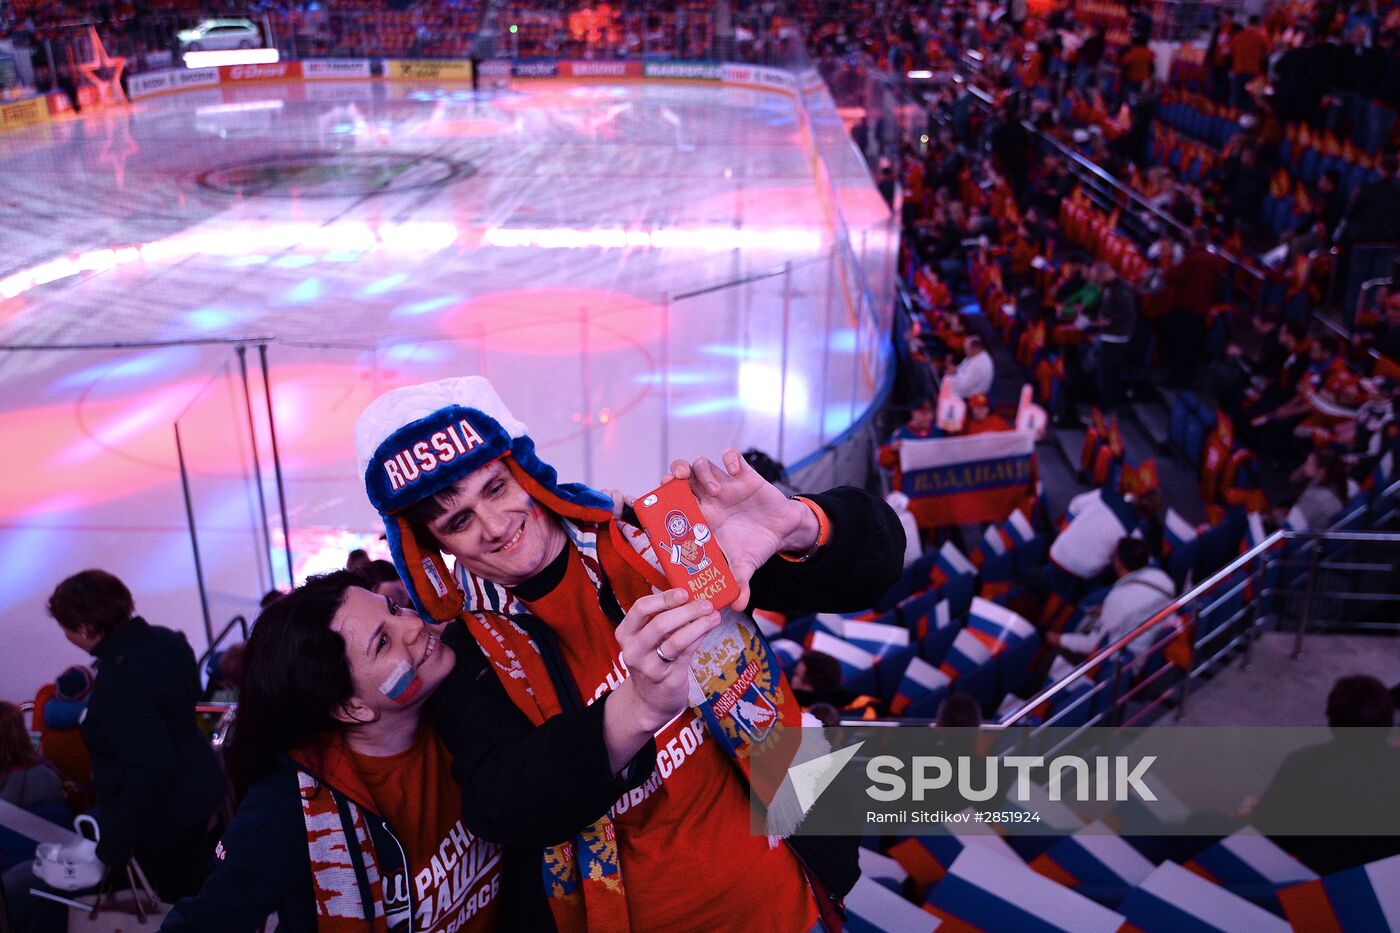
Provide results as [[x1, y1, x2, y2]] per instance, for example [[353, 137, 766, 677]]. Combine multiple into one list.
[[0, 75, 894, 697]]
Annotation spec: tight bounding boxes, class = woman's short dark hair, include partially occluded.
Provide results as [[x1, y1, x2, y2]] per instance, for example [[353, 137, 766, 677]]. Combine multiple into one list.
[[47, 570, 134, 636], [226, 571, 362, 799]]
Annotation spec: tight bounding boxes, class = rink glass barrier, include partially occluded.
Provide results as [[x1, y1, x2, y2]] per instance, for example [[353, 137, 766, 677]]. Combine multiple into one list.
[[109, 50, 899, 494], [0, 47, 896, 665]]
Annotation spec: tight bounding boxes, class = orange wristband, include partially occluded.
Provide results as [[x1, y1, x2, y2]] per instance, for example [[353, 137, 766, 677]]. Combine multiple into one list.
[[779, 496, 831, 563]]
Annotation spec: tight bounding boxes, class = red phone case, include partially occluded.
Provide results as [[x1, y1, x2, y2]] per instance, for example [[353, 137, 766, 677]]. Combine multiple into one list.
[[633, 481, 740, 610]]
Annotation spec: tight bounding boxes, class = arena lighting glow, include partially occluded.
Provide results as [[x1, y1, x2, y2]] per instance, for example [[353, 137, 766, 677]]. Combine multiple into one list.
[[509, 24, 519, 32], [738, 361, 810, 418], [906, 70, 934, 80], [182, 48, 280, 68], [194, 100, 285, 116], [286, 528, 389, 581], [0, 222, 459, 302], [481, 225, 823, 252]]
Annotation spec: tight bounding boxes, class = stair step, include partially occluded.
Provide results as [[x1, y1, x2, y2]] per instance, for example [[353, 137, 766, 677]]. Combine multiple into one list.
[[1129, 400, 1171, 452], [1051, 426, 1087, 481]]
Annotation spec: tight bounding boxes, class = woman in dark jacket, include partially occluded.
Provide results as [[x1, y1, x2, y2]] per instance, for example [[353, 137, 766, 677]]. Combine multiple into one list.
[[163, 567, 711, 932], [46, 570, 225, 901]]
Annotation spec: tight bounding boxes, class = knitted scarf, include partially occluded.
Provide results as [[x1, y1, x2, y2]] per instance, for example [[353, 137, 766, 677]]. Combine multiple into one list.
[[454, 460, 811, 933], [296, 771, 406, 932]]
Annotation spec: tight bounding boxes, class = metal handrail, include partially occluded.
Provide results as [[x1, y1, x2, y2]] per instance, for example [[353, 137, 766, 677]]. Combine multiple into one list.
[[997, 529, 1285, 726], [197, 614, 249, 673], [998, 525, 1400, 728], [196, 702, 237, 749], [944, 51, 1266, 284]]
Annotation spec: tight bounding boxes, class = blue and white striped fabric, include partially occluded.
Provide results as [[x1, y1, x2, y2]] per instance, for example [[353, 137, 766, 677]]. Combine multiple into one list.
[[1186, 829, 1316, 902], [1163, 508, 1199, 556], [900, 590, 954, 641], [807, 631, 876, 683], [754, 613, 784, 638], [890, 822, 1017, 892], [938, 629, 996, 677], [891, 655, 952, 715], [858, 846, 910, 893], [769, 638, 805, 671], [929, 540, 976, 590], [1030, 821, 1156, 905], [966, 597, 1037, 653], [1119, 861, 1291, 933], [926, 843, 1127, 932], [1280, 852, 1400, 932], [1005, 782, 1085, 835], [840, 618, 912, 661], [978, 509, 1036, 559], [810, 613, 848, 641], [846, 875, 942, 933]]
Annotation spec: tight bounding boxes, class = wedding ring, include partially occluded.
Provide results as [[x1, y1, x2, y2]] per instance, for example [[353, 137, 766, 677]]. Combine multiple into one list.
[[656, 646, 676, 664]]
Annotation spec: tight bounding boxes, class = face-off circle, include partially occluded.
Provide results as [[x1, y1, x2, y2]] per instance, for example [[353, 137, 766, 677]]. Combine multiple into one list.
[[197, 151, 474, 198]]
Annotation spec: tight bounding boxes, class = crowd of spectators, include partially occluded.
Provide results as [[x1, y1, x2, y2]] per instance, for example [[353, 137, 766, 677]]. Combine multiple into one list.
[[812, 0, 1400, 518]]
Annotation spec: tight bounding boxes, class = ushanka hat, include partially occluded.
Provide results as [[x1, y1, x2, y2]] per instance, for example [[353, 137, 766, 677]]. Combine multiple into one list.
[[354, 376, 613, 621]]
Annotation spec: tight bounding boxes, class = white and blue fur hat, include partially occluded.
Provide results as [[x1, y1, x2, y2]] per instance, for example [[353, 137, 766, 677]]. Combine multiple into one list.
[[354, 376, 612, 621]]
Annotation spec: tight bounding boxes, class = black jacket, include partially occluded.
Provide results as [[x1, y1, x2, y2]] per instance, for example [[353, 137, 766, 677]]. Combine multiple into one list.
[[1252, 735, 1400, 875], [82, 617, 224, 866]]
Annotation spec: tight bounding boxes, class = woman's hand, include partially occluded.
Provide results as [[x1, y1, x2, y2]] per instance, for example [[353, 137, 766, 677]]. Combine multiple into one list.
[[661, 449, 819, 611], [603, 588, 721, 772]]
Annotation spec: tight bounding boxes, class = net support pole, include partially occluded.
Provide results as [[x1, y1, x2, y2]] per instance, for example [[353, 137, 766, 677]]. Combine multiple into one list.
[[258, 344, 295, 586], [778, 261, 793, 466], [661, 293, 671, 475], [236, 346, 277, 591], [175, 423, 214, 646]]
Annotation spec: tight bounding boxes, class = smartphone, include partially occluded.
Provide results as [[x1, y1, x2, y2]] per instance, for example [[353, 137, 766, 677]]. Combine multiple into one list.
[[633, 481, 740, 610]]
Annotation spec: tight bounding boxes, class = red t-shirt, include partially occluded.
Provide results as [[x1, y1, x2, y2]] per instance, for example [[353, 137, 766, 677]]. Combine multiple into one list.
[[348, 726, 502, 933], [1229, 29, 1270, 75], [521, 546, 818, 931], [1121, 46, 1155, 83]]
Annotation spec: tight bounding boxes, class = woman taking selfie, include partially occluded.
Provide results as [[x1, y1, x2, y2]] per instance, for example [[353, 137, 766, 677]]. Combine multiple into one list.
[[163, 569, 716, 932]]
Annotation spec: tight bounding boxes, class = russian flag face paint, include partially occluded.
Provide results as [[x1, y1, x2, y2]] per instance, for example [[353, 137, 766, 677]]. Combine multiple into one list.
[[378, 659, 424, 705]]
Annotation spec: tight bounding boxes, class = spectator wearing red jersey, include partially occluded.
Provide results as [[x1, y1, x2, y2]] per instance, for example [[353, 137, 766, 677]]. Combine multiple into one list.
[[1165, 227, 1227, 386]]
